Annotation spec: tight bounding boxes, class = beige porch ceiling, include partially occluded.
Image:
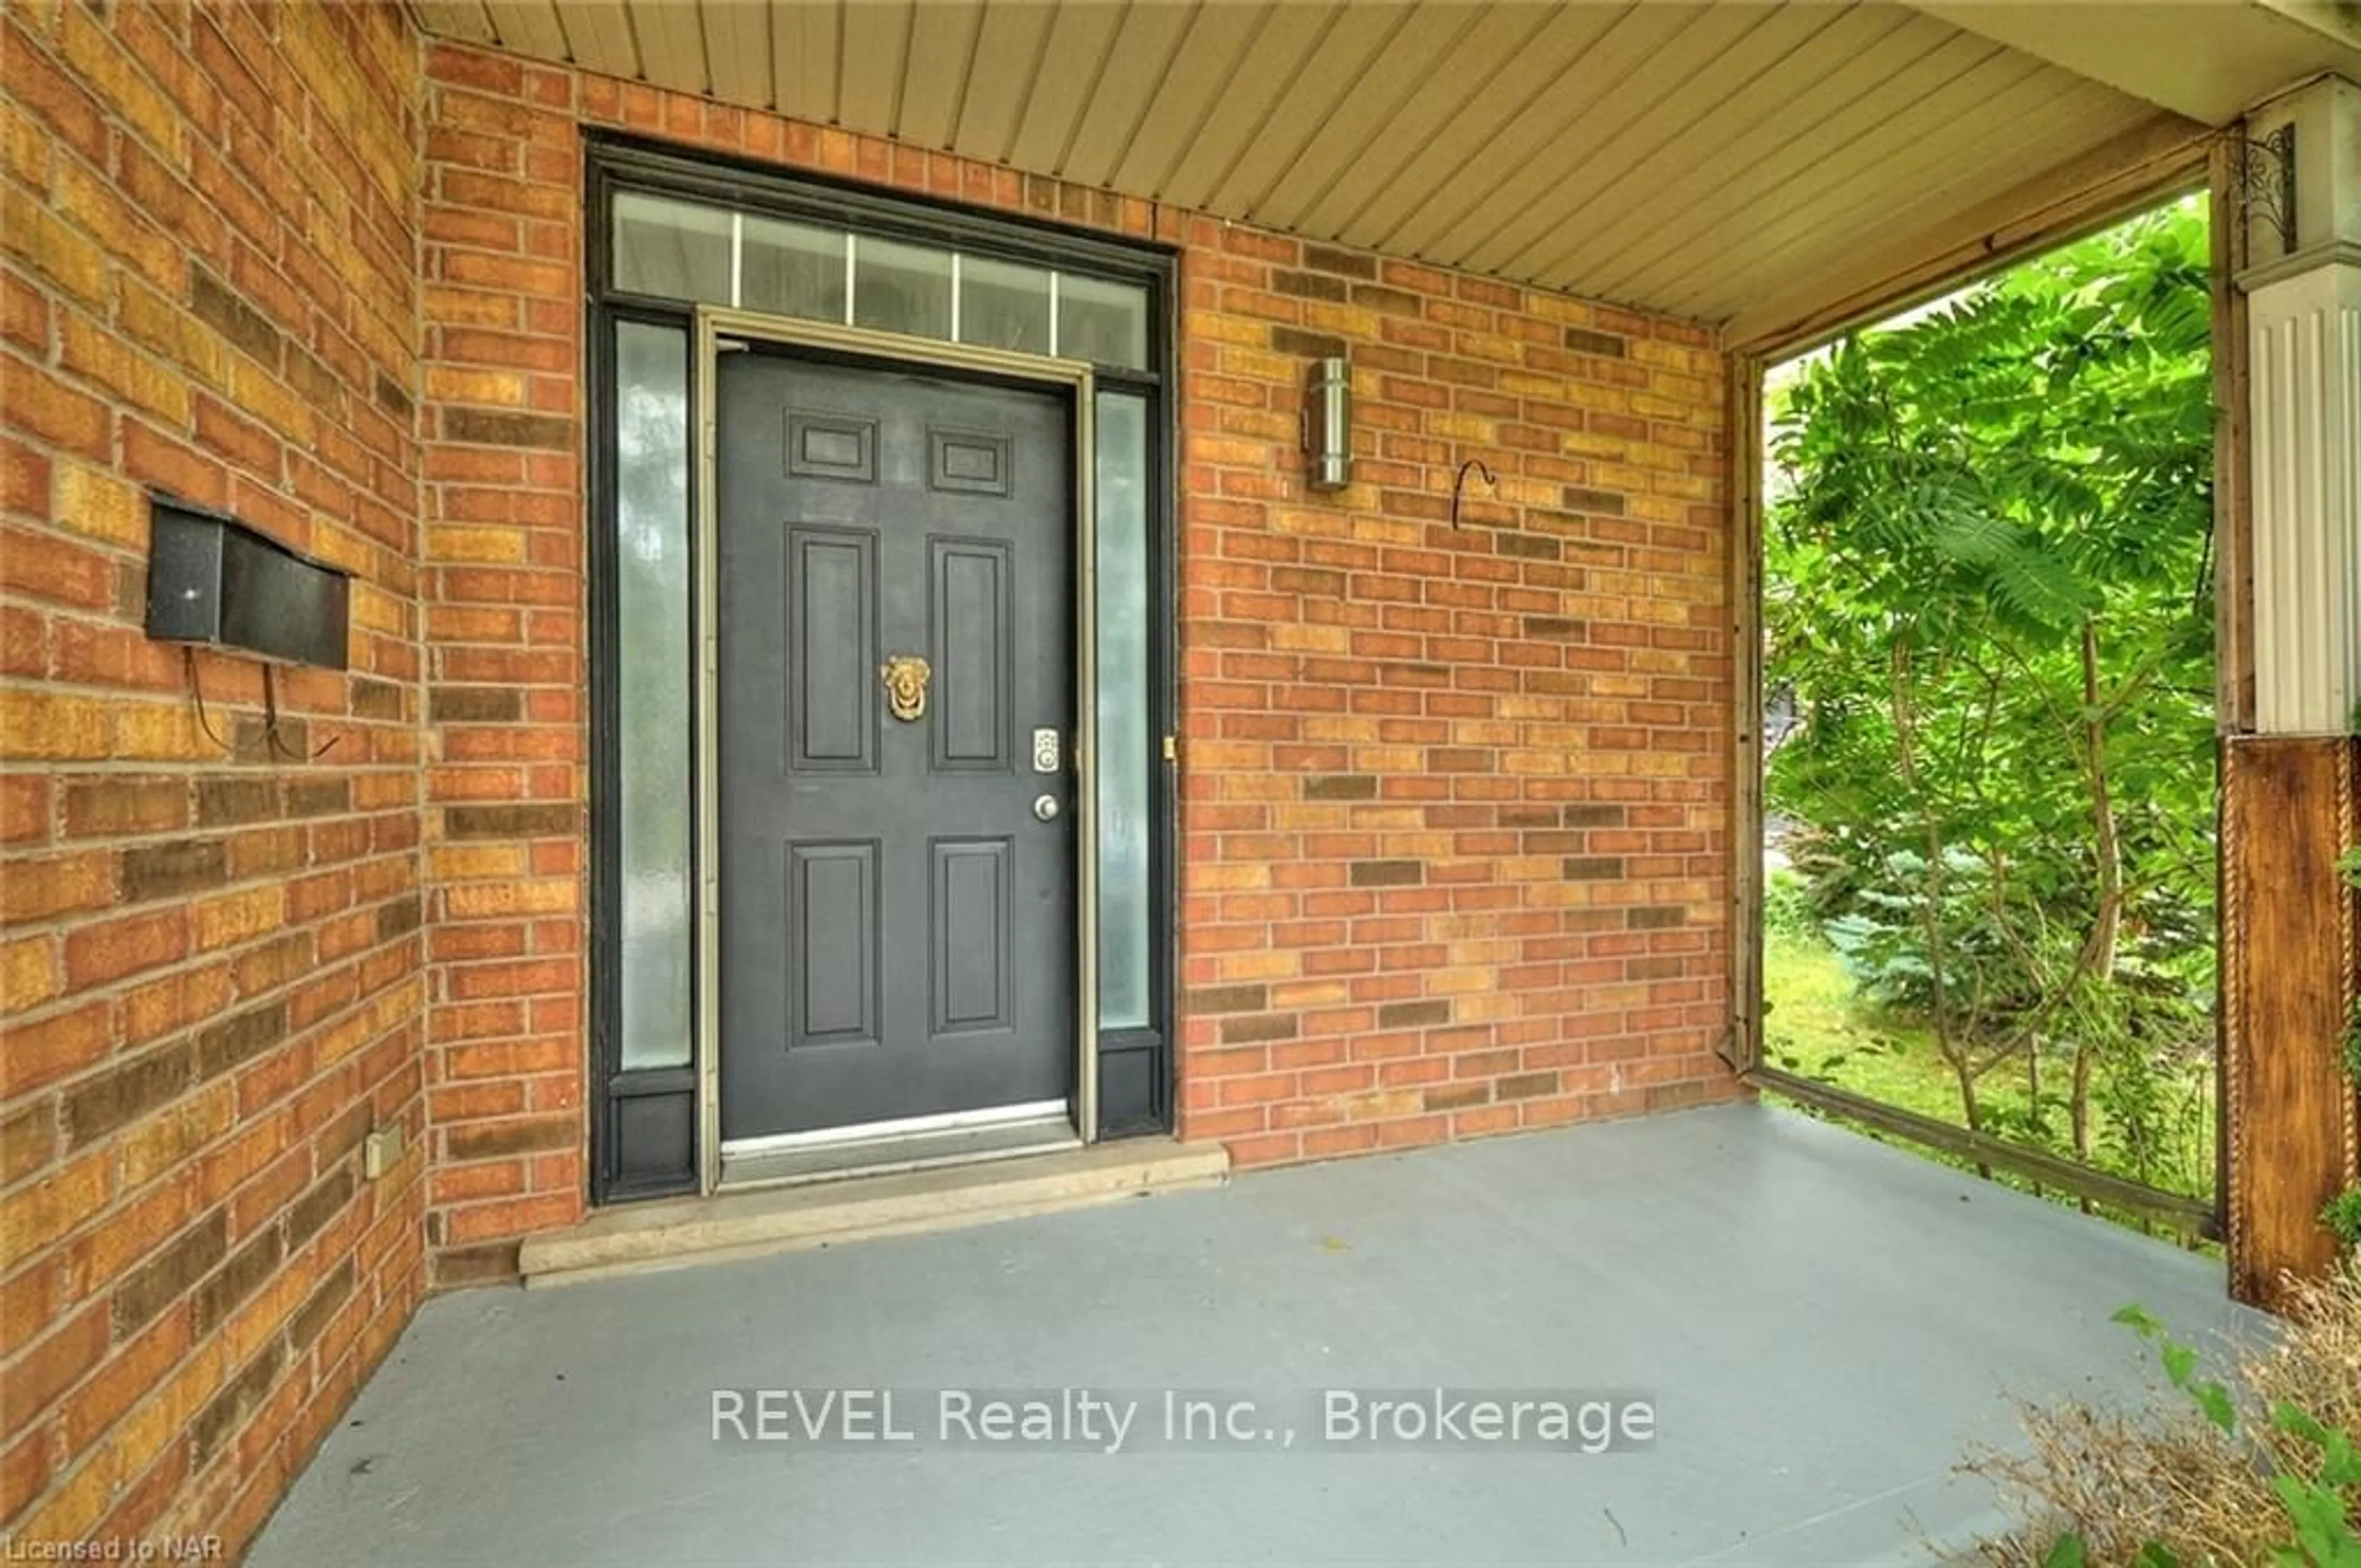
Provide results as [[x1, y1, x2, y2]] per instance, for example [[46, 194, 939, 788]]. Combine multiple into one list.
[[413, 1, 2361, 342]]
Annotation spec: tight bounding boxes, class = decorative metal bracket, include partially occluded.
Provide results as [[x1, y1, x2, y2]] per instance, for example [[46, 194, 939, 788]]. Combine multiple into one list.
[[2234, 124, 2298, 257]]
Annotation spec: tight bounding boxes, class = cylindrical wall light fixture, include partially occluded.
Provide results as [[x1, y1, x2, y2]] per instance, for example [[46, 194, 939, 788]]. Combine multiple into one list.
[[1303, 355, 1351, 492]]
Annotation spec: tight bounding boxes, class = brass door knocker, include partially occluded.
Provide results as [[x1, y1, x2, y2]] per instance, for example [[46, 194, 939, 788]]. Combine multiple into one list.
[[880, 654, 930, 721]]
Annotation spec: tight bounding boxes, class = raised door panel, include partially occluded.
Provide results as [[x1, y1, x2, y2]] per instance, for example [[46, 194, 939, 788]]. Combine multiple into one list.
[[931, 837, 1013, 1036], [787, 526, 877, 774], [930, 537, 1013, 773], [788, 840, 880, 1049]]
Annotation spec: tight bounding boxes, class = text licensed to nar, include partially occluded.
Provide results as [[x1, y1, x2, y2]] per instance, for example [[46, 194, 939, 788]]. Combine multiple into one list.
[[708, 1388, 1656, 1455]]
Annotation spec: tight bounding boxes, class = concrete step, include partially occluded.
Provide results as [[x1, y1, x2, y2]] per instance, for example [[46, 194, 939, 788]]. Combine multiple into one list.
[[518, 1138, 1230, 1287]]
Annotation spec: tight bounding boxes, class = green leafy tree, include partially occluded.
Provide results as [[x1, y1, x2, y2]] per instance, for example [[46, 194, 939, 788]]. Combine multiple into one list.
[[1765, 202, 2217, 1194]]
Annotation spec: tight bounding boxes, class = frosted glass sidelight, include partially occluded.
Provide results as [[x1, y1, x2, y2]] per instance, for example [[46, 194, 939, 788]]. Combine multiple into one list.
[[1095, 390, 1153, 1029], [614, 322, 695, 1069]]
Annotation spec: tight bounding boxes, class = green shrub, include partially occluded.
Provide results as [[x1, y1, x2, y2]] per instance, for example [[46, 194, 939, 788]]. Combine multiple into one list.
[[2326, 1190, 2361, 1251], [1762, 866, 1817, 941]]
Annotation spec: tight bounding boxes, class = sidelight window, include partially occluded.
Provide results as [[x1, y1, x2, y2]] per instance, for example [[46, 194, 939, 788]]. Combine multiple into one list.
[[612, 322, 694, 1072], [1094, 391, 1152, 1031]]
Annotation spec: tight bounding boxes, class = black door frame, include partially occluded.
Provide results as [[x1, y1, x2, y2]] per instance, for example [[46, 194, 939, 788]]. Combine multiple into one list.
[[585, 135, 1179, 1203]]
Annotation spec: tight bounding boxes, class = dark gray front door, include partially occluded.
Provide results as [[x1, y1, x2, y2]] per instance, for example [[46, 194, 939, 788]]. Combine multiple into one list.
[[717, 349, 1075, 1140]]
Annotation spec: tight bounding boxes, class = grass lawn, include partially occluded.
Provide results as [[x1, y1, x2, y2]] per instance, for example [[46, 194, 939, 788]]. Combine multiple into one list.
[[1762, 924, 1960, 1122], [1760, 922, 2218, 1235]]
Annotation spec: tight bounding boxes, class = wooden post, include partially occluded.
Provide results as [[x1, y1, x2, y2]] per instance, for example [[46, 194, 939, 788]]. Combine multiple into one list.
[[1726, 353, 1765, 1074], [2220, 75, 2361, 1306], [2222, 737, 2361, 1306]]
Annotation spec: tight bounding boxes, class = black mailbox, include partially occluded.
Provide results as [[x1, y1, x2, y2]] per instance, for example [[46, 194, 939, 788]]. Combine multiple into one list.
[[144, 494, 350, 670]]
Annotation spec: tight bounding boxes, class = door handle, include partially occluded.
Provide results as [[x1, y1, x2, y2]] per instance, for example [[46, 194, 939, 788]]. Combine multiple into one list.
[[1032, 794, 1061, 822]]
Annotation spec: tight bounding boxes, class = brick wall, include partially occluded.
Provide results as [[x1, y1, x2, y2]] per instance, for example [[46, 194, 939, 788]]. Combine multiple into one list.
[[414, 38, 1738, 1270], [1, 2, 425, 1555], [1170, 237, 1738, 1164], [414, 46, 589, 1286]]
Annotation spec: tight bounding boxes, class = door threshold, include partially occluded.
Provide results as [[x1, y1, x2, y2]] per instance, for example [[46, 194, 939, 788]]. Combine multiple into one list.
[[721, 1096, 1067, 1157], [521, 1137, 1230, 1288], [718, 1112, 1079, 1194]]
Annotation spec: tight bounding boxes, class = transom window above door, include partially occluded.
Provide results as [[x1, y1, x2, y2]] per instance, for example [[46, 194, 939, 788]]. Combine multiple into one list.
[[612, 190, 1152, 370]]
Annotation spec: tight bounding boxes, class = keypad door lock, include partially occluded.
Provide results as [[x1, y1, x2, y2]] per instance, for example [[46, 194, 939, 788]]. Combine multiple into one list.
[[1032, 727, 1061, 774]]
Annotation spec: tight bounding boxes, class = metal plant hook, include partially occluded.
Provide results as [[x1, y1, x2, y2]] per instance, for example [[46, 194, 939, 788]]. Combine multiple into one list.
[[1450, 457, 1498, 529]]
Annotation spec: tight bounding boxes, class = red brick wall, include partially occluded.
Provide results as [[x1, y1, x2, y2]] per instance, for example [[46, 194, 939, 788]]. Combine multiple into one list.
[[1, 2, 426, 1554], [414, 47, 589, 1286], [1171, 240, 1737, 1165], [415, 39, 1738, 1269]]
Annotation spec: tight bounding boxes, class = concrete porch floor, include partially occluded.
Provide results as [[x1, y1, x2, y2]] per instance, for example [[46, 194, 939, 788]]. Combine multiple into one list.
[[249, 1103, 2253, 1567]]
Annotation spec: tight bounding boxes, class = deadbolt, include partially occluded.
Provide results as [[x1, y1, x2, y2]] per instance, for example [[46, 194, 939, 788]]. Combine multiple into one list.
[[1032, 794, 1061, 822]]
